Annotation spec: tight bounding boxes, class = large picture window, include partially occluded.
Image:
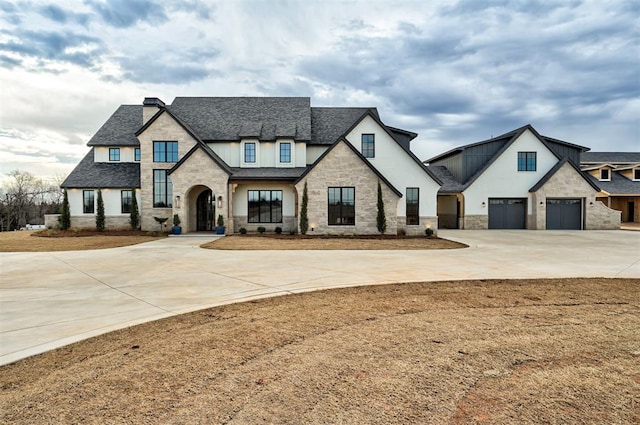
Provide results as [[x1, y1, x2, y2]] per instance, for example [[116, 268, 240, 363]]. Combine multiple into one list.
[[248, 190, 282, 223], [121, 190, 132, 214], [517, 152, 536, 171], [83, 190, 94, 214], [153, 141, 178, 162], [406, 188, 419, 225], [153, 170, 173, 208], [328, 187, 355, 225], [362, 134, 375, 158], [109, 148, 120, 161]]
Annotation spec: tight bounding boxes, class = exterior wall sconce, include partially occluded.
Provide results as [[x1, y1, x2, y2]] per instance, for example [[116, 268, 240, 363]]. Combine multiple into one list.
[[589, 201, 594, 206], [540, 201, 544, 206], [175, 195, 181, 208], [482, 201, 486, 207], [217, 195, 223, 209]]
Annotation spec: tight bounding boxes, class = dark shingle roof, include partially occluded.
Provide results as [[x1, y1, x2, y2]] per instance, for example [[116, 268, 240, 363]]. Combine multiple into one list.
[[87, 105, 142, 146], [229, 167, 308, 181], [427, 166, 465, 193], [167, 97, 311, 141], [310, 107, 378, 145], [61, 149, 140, 188], [581, 152, 640, 164], [588, 171, 640, 195]]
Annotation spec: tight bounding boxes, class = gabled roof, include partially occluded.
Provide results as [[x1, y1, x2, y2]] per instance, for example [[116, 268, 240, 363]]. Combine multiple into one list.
[[166, 97, 311, 142], [61, 149, 140, 188], [87, 105, 142, 146], [168, 135, 232, 176], [309, 107, 378, 145], [529, 158, 601, 192], [295, 137, 403, 197], [581, 152, 640, 164], [427, 166, 465, 193], [386, 126, 418, 141], [586, 169, 640, 195]]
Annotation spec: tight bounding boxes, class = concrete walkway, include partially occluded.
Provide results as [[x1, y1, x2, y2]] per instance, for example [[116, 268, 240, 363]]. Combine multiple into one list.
[[1, 230, 639, 366]]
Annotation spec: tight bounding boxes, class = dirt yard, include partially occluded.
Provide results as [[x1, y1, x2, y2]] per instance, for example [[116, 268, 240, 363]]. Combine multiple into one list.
[[1, 278, 638, 424], [0, 230, 165, 252], [203, 234, 466, 250]]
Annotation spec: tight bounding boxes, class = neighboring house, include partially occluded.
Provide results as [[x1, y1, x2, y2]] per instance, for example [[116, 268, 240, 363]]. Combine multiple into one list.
[[581, 152, 640, 223], [425, 124, 620, 230], [59, 97, 442, 235]]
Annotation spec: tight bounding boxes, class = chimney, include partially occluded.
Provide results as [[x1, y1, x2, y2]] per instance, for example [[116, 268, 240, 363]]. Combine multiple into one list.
[[143, 97, 165, 124]]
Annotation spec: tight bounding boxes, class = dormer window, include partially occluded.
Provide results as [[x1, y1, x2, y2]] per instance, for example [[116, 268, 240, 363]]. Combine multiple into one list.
[[134, 148, 141, 162], [109, 148, 120, 161], [634, 169, 640, 181], [244, 142, 256, 163], [280, 142, 291, 163], [599, 169, 610, 181]]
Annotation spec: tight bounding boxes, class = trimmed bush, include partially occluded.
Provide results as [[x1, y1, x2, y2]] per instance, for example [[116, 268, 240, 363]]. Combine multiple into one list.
[[239, 227, 247, 234], [275, 226, 282, 234], [257, 226, 266, 234]]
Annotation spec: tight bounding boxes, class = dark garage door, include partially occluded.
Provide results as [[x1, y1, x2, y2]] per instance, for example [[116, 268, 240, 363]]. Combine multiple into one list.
[[546, 199, 582, 230], [488, 198, 526, 229]]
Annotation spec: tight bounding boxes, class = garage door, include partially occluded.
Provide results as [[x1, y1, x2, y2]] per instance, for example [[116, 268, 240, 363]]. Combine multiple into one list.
[[488, 198, 526, 229], [546, 199, 582, 230]]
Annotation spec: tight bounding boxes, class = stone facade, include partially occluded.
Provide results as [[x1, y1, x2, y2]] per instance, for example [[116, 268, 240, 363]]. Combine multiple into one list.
[[233, 216, 296, 233], [294, 141, 400, 235], [463, 215, 488, 230], [44, 214, 131, 230]]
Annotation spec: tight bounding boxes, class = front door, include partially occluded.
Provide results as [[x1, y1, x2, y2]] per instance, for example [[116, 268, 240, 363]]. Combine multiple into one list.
[[628, 201, 635, 223], [196, 190, 215, 231]]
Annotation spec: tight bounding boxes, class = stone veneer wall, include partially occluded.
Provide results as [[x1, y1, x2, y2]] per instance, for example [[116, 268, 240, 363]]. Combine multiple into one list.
[[294, 141, 400, 235], [464, 215, 488, 229], [398, 216, 439, 235], [45, 214, 131, 230], [531, 161, 620, 230], [233, 216, 296, 233]]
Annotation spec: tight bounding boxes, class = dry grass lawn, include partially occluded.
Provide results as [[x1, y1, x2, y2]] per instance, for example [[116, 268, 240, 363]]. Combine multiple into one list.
[[0, 230, 165, 252], [203, 234, 466, 250], [1, 278, 638, 424]]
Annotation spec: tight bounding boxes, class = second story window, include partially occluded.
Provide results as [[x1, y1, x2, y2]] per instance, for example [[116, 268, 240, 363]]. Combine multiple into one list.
[[280, 142, 291, 163], [517, 152, 536, 171], [600, 169, 610, 181], [109, 148, 120, 161], [134, 148, 141, 162], [244, 142, 256, 163], [362, 134, 375, 158], [153, 141, 178, 162], [634, 169, 640, 181]]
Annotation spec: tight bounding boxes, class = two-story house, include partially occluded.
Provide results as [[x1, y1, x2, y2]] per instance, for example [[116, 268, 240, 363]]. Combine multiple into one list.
[[60, 97, 442, 235]]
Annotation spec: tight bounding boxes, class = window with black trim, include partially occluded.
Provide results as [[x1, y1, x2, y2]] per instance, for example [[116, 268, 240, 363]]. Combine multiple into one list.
[[634, 169, 640, 181], [134, 148, 140, 162], [328, 187, 355, 225], [109, 148, 120, 161], [153, 170, 173, 208], [600, 169, 610, 181], [244, 142, 256, 163], [153, 141, 178, 162], [248, 190, 282, 223], [362, 134, 375, 158], [280, 142, 291, 163], [121, 190, 132, 214], [517, 152, 536, 171], [406, 188, 419, 225], [83, 190, 94, 214]]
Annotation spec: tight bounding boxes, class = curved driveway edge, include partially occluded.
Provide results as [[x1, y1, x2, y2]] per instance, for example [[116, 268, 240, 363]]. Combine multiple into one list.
[[1, 230, 639, 366]]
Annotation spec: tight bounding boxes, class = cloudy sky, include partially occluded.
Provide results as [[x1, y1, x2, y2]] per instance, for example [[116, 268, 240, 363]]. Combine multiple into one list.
[[1, 0, 638, 183]]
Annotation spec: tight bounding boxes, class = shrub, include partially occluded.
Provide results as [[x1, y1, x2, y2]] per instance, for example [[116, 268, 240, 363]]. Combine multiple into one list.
[[96, 189, 105, 232], [239, 227, 247, 234], [72, 228, 81, 236], [376, 181, 386, 234], [173, 214, 181, 227], [425, 227, 434, 237], [275, 226, 282, 234], [257, 226, 266, 234], [59, 189, 71, 230], [129, 189, 140, 230], [397, 228, 406, 236], [217, 214, 224, 227], [300, 181, 308, 235]]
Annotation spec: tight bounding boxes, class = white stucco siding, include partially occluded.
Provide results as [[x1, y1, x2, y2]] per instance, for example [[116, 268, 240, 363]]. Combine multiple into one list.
[[463, 129, 559, 215], [344, 115, 440, 218], [66, 188, 140, 216], [208, 142, 240, 167], [295, 142, 306, 167], [94, 147, 138, 163], [306, 145, 328, 165], [232, 182, 296, 216]]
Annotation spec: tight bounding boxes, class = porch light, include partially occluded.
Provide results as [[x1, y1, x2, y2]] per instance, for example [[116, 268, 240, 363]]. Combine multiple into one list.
[[482, 201, 486, 207], [175, 195, 181, 208], [217, 195, 223, 209]]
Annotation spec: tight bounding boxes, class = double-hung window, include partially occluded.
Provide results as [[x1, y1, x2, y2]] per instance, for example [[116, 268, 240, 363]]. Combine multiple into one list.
[[517, 152, 536, 171], [362, 134, 375, 158], [153, 141, 178, 162], [83, 190, 94, 214], [634, 169, 640, 181], [280, 142, 291, 163], [121, 190, 132, 214], [600, 169, 611, 181], [406, 188, 419, 225], [109, 148, 120, 161], [244, 142, 256, 163], [153, 170, 173, 208], [248, 190, 282, 223], [328, 187, 355, 225], [134, 148, 141, 162]]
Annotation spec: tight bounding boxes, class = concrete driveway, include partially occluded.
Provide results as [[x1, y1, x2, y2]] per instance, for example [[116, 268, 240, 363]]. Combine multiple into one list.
[[1, 230, 639, 365]]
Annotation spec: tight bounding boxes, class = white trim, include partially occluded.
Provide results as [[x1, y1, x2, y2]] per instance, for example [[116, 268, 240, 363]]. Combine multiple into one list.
[[599, 168, 611, 181], [276, 140, 295, 168], [633, 168, 640, 181], [240, 139, 260, 168]]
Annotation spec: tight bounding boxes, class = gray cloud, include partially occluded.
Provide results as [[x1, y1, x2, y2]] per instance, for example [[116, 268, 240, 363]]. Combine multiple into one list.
[[85, 0, 167, 28], [39, 3, 91, 25]]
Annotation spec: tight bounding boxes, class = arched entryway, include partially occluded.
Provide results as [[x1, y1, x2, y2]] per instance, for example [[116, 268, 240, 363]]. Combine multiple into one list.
[[196, 189, 216, 231]]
